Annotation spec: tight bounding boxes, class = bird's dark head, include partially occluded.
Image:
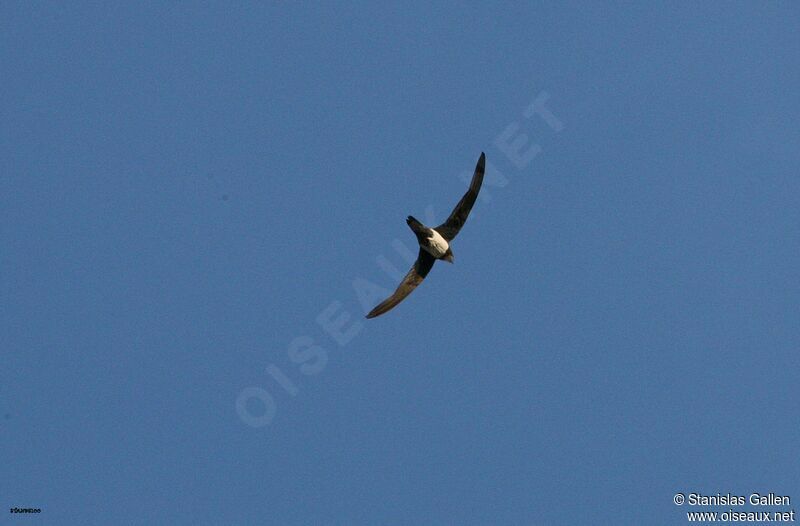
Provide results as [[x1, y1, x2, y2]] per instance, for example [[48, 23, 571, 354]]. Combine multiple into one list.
[[442, 249, 454, 264]]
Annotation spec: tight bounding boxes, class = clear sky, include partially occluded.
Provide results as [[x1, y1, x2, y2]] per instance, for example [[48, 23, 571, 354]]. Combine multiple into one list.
[[2, 2, 799, 524]]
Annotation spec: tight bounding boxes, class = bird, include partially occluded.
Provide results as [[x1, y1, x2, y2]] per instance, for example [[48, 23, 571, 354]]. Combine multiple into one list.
[[365, 152, 485, 319]]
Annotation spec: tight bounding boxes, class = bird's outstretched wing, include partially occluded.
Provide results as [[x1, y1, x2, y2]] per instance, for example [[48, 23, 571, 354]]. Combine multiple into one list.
[[434, 152, 485, 241], [365, 249, 436, 319]]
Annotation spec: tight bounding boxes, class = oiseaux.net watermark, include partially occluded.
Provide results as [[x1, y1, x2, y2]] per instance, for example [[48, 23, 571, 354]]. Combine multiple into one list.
[[675, 492, 795, 523], [236, 91, 565, 429]]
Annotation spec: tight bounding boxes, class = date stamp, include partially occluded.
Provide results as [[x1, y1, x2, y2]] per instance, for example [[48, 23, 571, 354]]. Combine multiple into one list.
[[9, 507, 42, 514]]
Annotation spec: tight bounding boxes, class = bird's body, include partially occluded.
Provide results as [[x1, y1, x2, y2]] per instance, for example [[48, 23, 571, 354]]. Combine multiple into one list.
[[366, 152, 485, 319], [422, 228, 450, 259], [407, 216, 451, 260]]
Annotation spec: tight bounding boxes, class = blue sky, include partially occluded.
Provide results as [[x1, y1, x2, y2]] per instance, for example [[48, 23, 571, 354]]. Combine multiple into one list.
[[2, 2, 799, 524]]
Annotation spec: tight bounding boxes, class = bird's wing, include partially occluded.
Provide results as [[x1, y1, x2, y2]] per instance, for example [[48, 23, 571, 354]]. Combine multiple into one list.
[[365, 249, 436, 319], [434, 152, 485, 241]]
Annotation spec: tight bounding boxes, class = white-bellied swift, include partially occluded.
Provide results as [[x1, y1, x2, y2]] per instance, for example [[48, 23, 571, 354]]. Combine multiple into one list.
[[366, 152, 486, 319]]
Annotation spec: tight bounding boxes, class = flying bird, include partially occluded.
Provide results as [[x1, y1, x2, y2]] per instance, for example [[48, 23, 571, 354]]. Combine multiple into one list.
[[366, 152, 486, 319]]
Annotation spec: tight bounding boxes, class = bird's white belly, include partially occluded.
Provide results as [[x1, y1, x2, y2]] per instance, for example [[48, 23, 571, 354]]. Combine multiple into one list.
[[424, 230, 450, 258]]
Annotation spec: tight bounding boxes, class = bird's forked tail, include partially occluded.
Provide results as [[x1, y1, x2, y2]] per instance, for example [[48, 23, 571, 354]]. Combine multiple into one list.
[[406, 215, 426, 234]]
